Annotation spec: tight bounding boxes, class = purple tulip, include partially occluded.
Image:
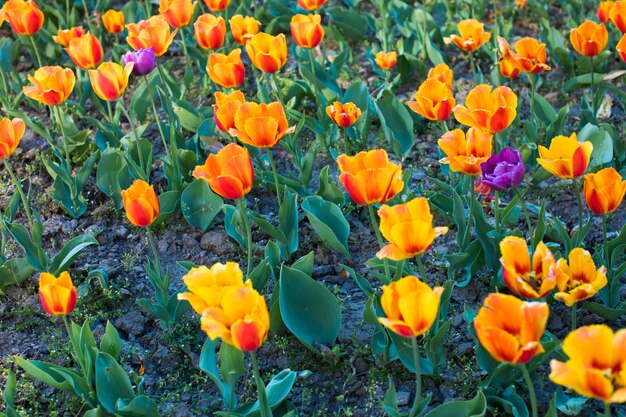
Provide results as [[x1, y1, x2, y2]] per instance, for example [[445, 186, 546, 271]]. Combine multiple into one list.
[[480, 147, 525, 191], [122, 47, 156, 76]]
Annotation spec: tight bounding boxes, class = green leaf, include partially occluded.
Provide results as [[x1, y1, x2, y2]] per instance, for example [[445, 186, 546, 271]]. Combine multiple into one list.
[[152, 190, 181, 226], [100, 321, 123, 361], [533, 94, 557, 125], [424, 390, 487, 417], [375, 90, 415, 158], [0, 258, 35, 289], [50, 234, 98, 275], [316, 166, 345, 206], [95, 352, 135, 413], [4, 221, 47, 271], [301, 196, 350, 256], [181, 179, 223, 231], [234, 370, 298, 416], [14, 358, 91, 401], [278, 188, 299, 256], [173, 99, 203, 132], [577, 123, 613, 169], [326, 6, 369, 39], [382, 378, 401, 417], [116, 396, 160, 417], [96, 149, 132, 209]]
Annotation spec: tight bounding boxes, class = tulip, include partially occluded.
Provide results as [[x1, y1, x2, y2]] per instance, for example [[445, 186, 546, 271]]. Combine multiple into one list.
[[0, 117, 25, 161], [297, 0, 327, 10], [474, 293, 549, 364], [376, 197, 448, 261], [23, 66, 76, 106], [193, 143, 254, 200], [229, 15, 260, 45], [326, 102, 361, 128], [121, 179, 160, 227], [611, 1, 626, 33], [598, 1, 615, 23], [1, 0, 44, 35], [52, 27, 84, 47], [65, 32, 104, 70], [618, 33, 626, 63], [427, 63, 453, 88], [515, 0, 527, 8], [498, 36, 551, 75], [536, 133, 593, 179], [213, 90, 245, 133], [499, 55, 523, 79], [554, 248, 607, 307], [206, 49, 245, 88], [101, 9, 124, 33], [203, 0, 230, 11], [570, 21, 608, 56], [194, 13, 226, 50], [290, 14, 324, 49], [229, 102, 294, 148], [122, 47, 156, 76], [500, 236, 556, 299], [39, 271, 78, 316], [453, 84, 518, 133], [336, 149, 404, 206], [406, 79, 455, 122], [444, 19, 491, 52], [378, 276, 443, 338], [159, 0, 196, 28], [374, 51, 397, 70], [438, 128, 492, 176], [584, 167, 626, 215], [550, 325, 626, 403], [88, 62, 133, 102], [480, 147, 525, 191], [177, 262, 247, 314], [245, 32, 288, 74], [127, 15, 178, 57]]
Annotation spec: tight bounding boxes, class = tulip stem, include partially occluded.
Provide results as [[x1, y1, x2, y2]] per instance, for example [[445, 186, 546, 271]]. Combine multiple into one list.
[[469, 52, 477, 85], [65, 0, 71, 26], [308, 48, 317, 97], [514, 188, 533, 246], [119, 100, 148, 181], [250, 351, 273, 417], [52, 106, 73, 176], [462, 183, 476, 250], [520, 364, 538, 417], [574, 179, 583, 238], [605, 402, 612, 417], [590, 56, 597, 118], [529, 73, 537, 134], [237, 198, 253, 276], [416, 255, 427, 282], [143, 75, 171, 158], [266, 148, 282, 204], [270, 73, 286, 108], [0, 65, 9, 104], [3, 159, 35, 232], [82, 0, 95, 33], [368, 204, 390, 282], [408, 337, 422, 417], [146, 227, 162, 278], [571, 303, 577, 330], [106, 101, 115, 125], [28, 35, 43, 68], [179, 29, 191, 85], [494, 190, 501, 263]]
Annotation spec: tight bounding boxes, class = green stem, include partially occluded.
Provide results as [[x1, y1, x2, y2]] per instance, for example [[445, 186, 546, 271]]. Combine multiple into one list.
[[394, 259, 405, 281], [602, 214, 613, 306], [106, 101, 115, 125], [119, 100, 148, 180], [441, 120, 449, 134], [146, 227, 162, 277], [514, 188, 533, 246], [0, 65, 9, 104], [529, 73, 537, 130], [571, 303, 577, 330], [469, 52, 477, 84], [179, 28, 191, 83], [605, 402, 612, 417], [3, 160, 35, 232], [368, 204, 390, 282], [270, 73, 285, 108], [494, 189, 501, 272], [408, 337, 422, 417], [82, 0, 95, 33], [308, 48, 317, 97], [590, 56, 597, 118], [52, 106, 73, 175], [416, 255, 427, 282], [266, 148, 282, 204], [520, 363, 538, 417], [66, 0, 71, 25], [237, 198, 253, 276], [343, 128, 351, 155], [250, 351, 273, 417], [574, 179, 583, 238], [143, 75, 171, 158], [462, 181, 476, 250], [28, 35, 43, 67]]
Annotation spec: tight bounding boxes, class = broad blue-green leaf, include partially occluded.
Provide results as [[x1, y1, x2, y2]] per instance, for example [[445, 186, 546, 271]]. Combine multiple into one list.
[[181, 179, 223, 231], [425, 390, 487, 417], [375, 90, 415, 158], [301, 196, 350, 256]]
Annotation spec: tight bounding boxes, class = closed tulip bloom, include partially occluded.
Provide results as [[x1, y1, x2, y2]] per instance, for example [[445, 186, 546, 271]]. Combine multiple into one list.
[[88, 62, 133, 101], [498, 36, 551, 75], [203, 0, 230, 11], [444, 19, 491, 53], [537, 133, 593, 179], [0, 117, 25, 160], [499, 54, 523, 79], [336, 149, 404, 206], [598, 1, 616, 23], [378, 276, 443, 338], [427, 63, 453, 88], [480, 147, 525, 191], [618, 34, 626, 63], [39, 271, 78, 316], [297, 0, 327, 10], [206, 49, 245, 88], [474, 293, 549, 364], [570, 21, 609, 56], [194, 13, 226, 50], [438, 128, 492, 176], [229, 15, 260, 45], [245, 32, 288, 74], [376, 197, 448, 261], [65, 32, 104, 70], [500, 236, 556, 299], [159, 0, 196, 28], [453, 84, 518, 133], [23, 66, 76, 106], [102, 9, 124, 33], [375, 51, 397, 70], [201, 284, 269, 351], [127, 15, 178, 57], [229, 102, 295, 148], [213, 90, 245, 133], [177, 262, 246, 314], [52, 27, 84, 47], [515, 0, 527, 8], [407, 79, 455, 122], [584, 167, 626, 215], [121, 179, 160, 227], [193, 143, 254, 200], [611, 1, 626, 33], [290, 14, 324, 49], [326, 102, 361, 128], [1, 0, 44, 35], [122, 47, 156, 76], [554, 248, 607, 307]]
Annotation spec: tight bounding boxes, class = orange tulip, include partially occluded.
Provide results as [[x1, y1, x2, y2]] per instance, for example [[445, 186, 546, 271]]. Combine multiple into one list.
[[127, 15, 178, 57], [326, 102, 361, 128], [194, 13, 226, 50], [498, 36, 551, 75], [203, 0, 230, 11], [474, 293, 549, 364], [229, 102, 295, 148], [598, 1, 616, 23], [290, 14, 324, 49], [378, 276, 443, 338], [206, 49, 245, 88], [101, 9, 124, 33], [500, 236, 556, 299], [427, 63, 453, 88], [245, 32, 288, 74], [121, 179, 160, 227], [515, 0, 527, 8], [499, 53, 523, 79], [570, 21, 609, 57], [554, 248, 608, 307], [65, 32, 104, 70], [536, 133, 593, 179], [407, 79, 455, 122], [550, 325, 626, 403], [438, 128, 492, 175], [229, 15, 260, 45], [177, 262, 247, 314], [376, 197, 448, 261], [336, 149, 404, 206], [1, 0, 44, 35], [444, 19, 491, 53], [297, 0, 327, 10], [375, 51, 397, 70], [39, 271, 78, 316], [23, 66, 76, 106], [611, 1, 626, 33], [52, 27, 84, 47], [159, 0, 196, 28], [201, 284, 269, 352], [213, 90, 245, 133], [0, 117, 25, 160], [453, 84, 518, 133], [88, 62, 133, 101], [618, 33, 626, 63], [584, 167, 626, 215], [193, 143, 254, 200]]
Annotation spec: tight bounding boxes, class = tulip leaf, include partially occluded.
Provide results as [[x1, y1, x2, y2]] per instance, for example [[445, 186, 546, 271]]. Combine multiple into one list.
[[424, 390, 487, 417], [95, 352, 135, 413], [152, 190, 181, 226], [278, 188, 299, 256], [100, 321, 123, 361], [0, 258, 35, 290], [233, 369, 297, 416], [577, 123, 613, 169], [181, 179, 223, 231], [4, 221, 47, 271], [14, 358, 91, 400], [173, 99, 203, 133], [533, 94, 557, 125], [96, 148, 132, 209], [316, 166, 345, 206], [115, 396, 160, 417], [50, 234, 99, 275], [375, 90, 415, 158], [326, 7, 369, 39], [301, 196, 350, 256]]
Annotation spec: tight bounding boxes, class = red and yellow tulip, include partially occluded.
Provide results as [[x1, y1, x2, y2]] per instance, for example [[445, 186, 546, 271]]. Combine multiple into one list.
[[39, 271, 78, 316], [178, 262, 246, 314], [500, 236, 556, 299], [23, 66, 75, 106], [584, 167, 626, 215], [570, 21, 609, 56], [326, 102, 361, 128], [229, 102, 294, 148], [554, 248, 607, 307], [102, 9, 124, 33], [121, 180, 160, 228], [245, 32, 288, 74], [206, 49, 245, 88], [537, 133, 593, 179], [193, 143, 254, 200], [65, 32, 104, 70], [229, 15, 260, 45], [88, 62, 133, 101], [194, 13, 226, 50], [214, 90, 245, 133], [407, 79, 455, 122], [453, 84, 518, 133], [290, 14, 324, 49], [127, 15, 178, 57], [1, 0, 44, 35], [0, 117, 25, 160], [444, 19, 491, 53], [438, 128, 492, 175], [159, 0, 196, 28]]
